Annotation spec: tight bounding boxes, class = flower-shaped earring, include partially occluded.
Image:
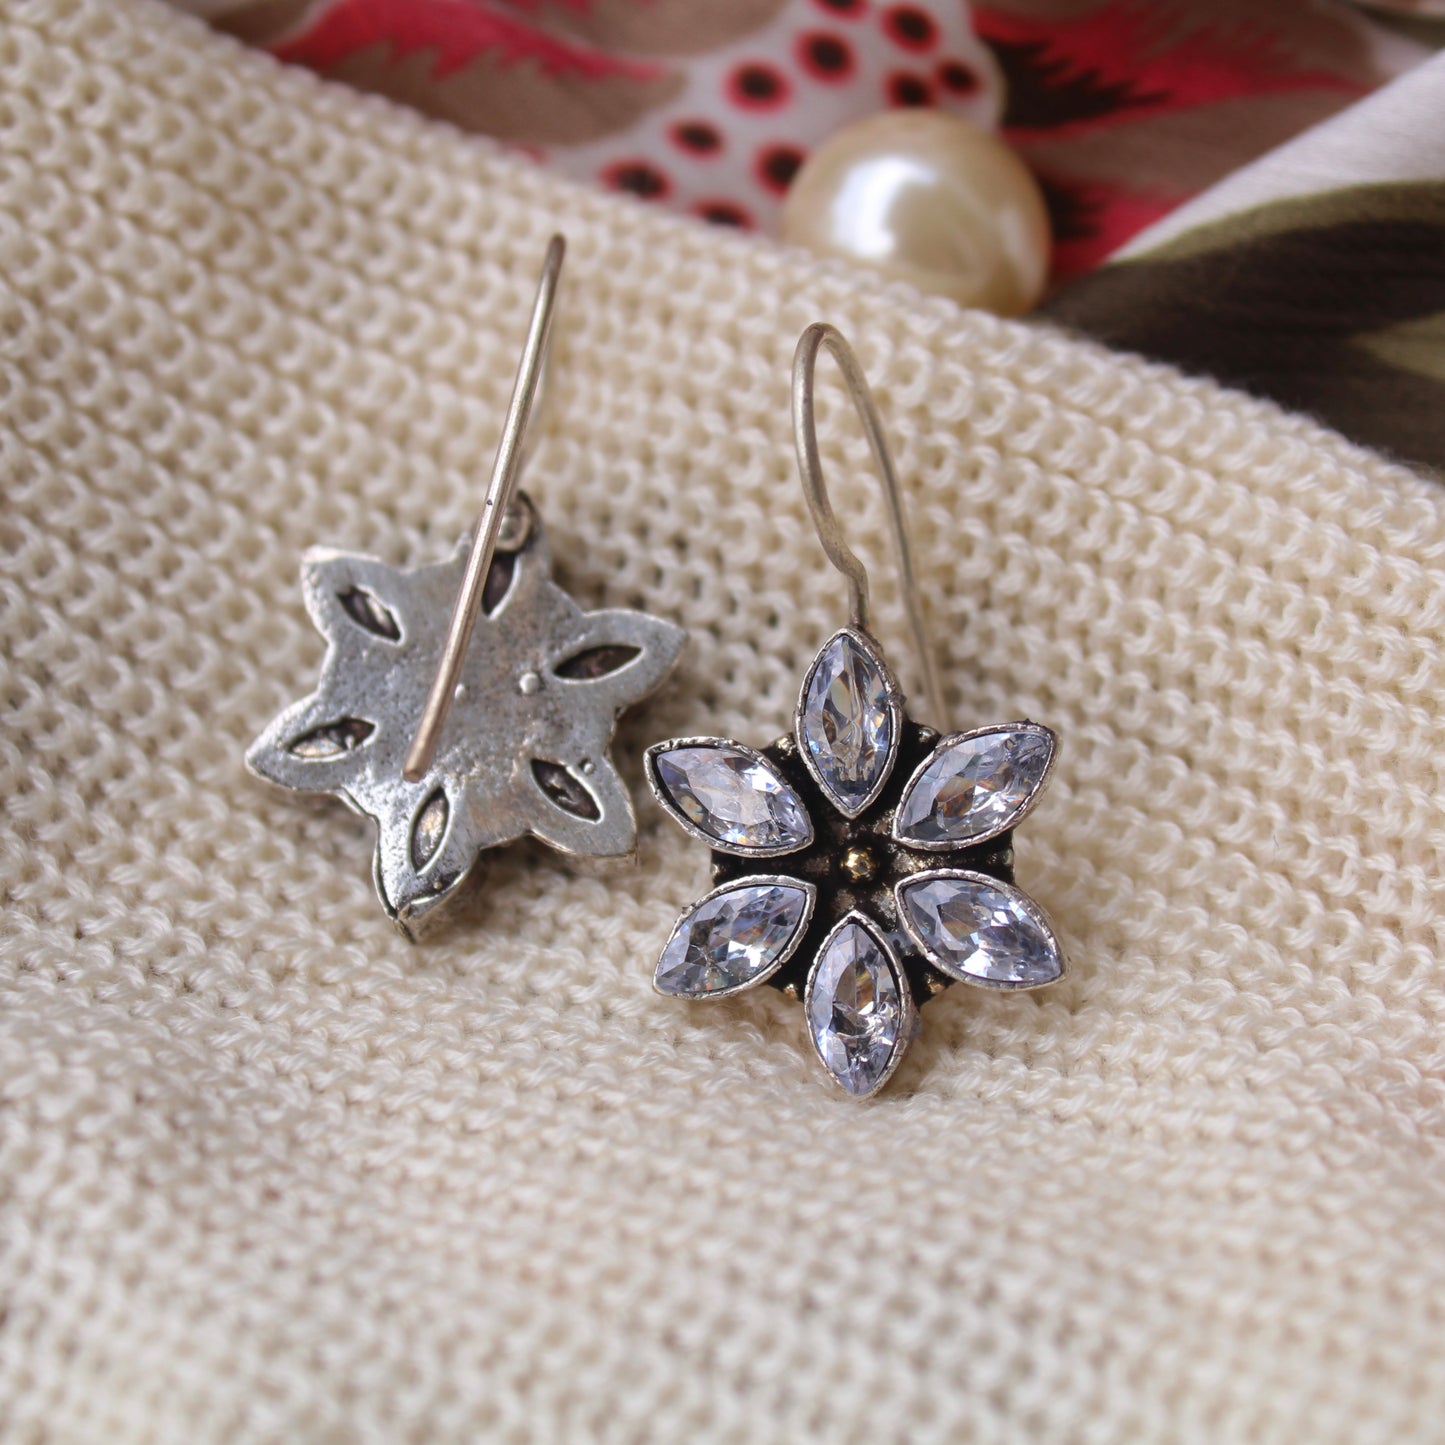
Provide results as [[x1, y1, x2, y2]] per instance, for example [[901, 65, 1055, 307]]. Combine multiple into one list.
[[644, 324, 1065, 1097], [247, 238, 685, 934]]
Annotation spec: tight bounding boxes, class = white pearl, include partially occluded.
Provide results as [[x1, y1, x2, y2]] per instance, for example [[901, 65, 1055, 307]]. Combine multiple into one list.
[[781, 111, 1051, 316]]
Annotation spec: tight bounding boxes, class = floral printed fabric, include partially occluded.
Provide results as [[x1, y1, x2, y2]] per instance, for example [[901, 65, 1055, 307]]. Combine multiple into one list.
[[178, 0, 1423, 280], [1044, 48, 1445, 471], [170, 0, 1445, 468]]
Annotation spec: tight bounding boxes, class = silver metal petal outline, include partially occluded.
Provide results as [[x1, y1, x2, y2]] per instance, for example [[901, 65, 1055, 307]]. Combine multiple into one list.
[[298, 546, 422, 652], [545, 607, 687, 715], [374, 785, 478, 936], [643, 736, 815, 858], [524, 754, 637, 859], [895, 867, 1067, 991], [794, 626, 904, 819], [654, 875, 817, 999], [892, 721, 1058, 852], [803, 910, 915, 1098]]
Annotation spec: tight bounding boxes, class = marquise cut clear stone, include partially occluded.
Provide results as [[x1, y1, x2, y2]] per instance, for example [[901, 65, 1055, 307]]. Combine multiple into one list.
[[800, 631, 895, 815], [655, 880, 812, 997], [896, 726, 1054, 846], [898, 874, 1062, 988], [653, 746, 811, 852], [806, 919, 907, 1096]]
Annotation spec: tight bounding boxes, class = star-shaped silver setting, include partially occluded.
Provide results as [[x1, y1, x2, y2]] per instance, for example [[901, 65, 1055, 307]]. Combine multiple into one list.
[[645, 628, 1065, 1098], [248, 496, 685, 934]]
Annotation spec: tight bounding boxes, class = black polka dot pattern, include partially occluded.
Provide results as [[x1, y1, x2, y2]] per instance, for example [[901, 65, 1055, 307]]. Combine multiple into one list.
[[672, 121, 722, 155], [758, 145, 806, 194], [603, 161, 670, 200], [937, 59, 977, 94], [799, 31, 856, 82], [696, 201, 753, 228], [730, 62, 790, 110], [883, 5, 937, 51], [888, 72, 932, 107]]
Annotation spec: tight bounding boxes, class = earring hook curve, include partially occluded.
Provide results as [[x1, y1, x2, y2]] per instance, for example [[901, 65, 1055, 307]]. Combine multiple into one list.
[[403, 234, 565, 783], [791, 321, 945, 727]]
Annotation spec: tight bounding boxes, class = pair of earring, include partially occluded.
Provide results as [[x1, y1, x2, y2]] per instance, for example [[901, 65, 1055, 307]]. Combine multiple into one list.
[[247, 236, 1066, 1099]]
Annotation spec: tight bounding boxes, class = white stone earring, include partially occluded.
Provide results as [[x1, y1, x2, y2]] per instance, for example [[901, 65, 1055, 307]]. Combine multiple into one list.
[[246, 237, 685, 935], [644, 323, 1065, 1098]]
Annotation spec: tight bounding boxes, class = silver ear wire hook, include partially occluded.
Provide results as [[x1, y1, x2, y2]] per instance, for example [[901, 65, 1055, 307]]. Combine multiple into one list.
[[791, 321, 946, 727], [247, 230, 687, 930], [403, 234, 565, 782], [643, 324, 1064, 1094]]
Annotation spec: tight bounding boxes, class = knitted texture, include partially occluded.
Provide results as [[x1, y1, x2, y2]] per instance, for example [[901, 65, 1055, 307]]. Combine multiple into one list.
[[3, 2, 1445, 1440]]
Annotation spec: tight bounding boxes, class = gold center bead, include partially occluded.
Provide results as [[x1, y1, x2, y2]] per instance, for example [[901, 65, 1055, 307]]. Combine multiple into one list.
[[840, 845, 878, 885]]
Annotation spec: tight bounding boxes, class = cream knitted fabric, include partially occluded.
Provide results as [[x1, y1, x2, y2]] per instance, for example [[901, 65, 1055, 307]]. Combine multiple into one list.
[[3, 2, 1445, 1440]]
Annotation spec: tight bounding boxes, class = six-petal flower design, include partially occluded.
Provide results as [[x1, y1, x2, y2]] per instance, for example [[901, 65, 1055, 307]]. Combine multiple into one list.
[[248, 496, 685, 935], [646, 628, 1065, 1097]]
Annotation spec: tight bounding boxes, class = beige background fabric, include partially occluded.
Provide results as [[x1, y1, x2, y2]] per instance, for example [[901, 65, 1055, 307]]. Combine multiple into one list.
[[3, 1, 1445, 1440]]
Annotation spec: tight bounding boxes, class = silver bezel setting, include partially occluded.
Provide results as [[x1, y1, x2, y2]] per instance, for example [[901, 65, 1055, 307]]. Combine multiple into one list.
[[803, 909, 917, 1099], [895, 867, 1068, 991], [643, 736, 815, 858], [794, 625, 907, 821], [653, 874, 819, 1000], [891, 720, 1058, 852]]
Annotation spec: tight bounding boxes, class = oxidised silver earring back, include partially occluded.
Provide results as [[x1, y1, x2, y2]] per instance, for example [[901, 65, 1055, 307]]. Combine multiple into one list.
[[644, 323, 1065, 1098], [247, 237, 685, 935]]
